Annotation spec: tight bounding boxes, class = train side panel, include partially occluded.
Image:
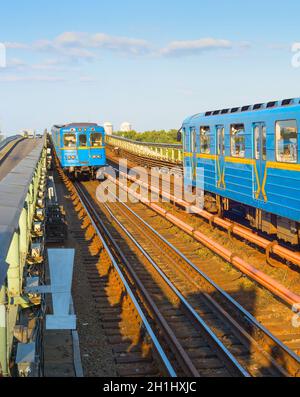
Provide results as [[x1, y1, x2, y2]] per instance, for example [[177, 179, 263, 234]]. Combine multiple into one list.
[[182, 101, 300, 244]]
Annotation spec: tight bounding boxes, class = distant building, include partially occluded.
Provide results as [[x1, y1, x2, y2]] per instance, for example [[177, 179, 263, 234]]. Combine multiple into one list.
[[120, 122, 132, 132], [104, 122, 114, 135], [22, 129, 35, 138]]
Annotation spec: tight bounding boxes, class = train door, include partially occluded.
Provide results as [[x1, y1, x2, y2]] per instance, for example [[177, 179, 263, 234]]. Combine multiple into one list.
[[190, 127, 197, 179], [78, 133, 89, 164], [253, 122, 267, 201], [216, 125, 225, 188]]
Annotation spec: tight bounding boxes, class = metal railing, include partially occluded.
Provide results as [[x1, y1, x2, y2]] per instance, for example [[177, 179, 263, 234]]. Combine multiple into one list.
[[0, 138, 46, 375], [106, 135, 183, 164], [0, 135, 22, 151]]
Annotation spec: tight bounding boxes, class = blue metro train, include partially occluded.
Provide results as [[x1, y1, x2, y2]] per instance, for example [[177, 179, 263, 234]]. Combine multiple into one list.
[[181, 98, 300, 245], [51, 122, 106, 179]]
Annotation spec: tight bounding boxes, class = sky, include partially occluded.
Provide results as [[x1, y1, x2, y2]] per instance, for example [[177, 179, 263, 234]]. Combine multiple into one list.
[[0, 0, 300, 135]]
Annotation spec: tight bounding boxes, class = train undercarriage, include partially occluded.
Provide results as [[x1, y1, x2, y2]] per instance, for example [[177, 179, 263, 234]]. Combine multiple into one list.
[[65, 166, 99, 180], [203, 192, 300, 246]]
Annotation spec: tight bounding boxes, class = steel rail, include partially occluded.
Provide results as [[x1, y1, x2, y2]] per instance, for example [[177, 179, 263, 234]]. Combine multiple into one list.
[[79, 183, 251, 377], [108, 159, 300, 268], [105, 171, 300, 307], [105, 189, 300, 377], [70, 181, 177, 377], [102, 202, 250, 377], [73, 182, 200, 377]]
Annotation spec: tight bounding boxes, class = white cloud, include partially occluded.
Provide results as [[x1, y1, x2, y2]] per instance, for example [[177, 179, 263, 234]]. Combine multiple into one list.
[[5, 58, 27, 70], [160, 38, 233, 57], [4, 41, 28, 49], [31, 32, 151, 58], [32, 58, 81, 71], [4, 33, 246, 61], [1, 33, 253, 82], [91, 33, 150, 54]]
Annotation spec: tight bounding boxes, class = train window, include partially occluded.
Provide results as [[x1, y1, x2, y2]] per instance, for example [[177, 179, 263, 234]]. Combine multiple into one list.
[[200, 126, 211, 154], [217, 126, 225, 155], [276, 120, 298, 163], [241, 106, 251, 112], [254, 125, 267, 160], [282, 99, 293, 106], [91, 133, 103, 147], [267, 101, 277, 108], [79, 134, 87, 147], [231, 124, 245, 158], [64, 133, 76, 148]]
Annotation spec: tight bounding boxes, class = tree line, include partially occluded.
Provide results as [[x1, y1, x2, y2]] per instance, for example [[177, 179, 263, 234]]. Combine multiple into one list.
[[115, 129, 179, 144]]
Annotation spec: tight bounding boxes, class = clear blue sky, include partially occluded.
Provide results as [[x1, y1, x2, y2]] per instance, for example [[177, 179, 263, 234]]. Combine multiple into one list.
[[0, 0, 300, 134]]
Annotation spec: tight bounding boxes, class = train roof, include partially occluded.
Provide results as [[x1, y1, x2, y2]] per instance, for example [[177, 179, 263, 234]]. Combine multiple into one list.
[[183, 97, 300, 125], [66, 122, 99, 127], [52, 122, 103, 130]]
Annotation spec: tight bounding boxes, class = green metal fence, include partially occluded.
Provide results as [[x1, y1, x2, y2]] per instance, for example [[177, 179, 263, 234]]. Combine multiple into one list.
[[0, 140, 46, 376], [106, 135, 183, 164]]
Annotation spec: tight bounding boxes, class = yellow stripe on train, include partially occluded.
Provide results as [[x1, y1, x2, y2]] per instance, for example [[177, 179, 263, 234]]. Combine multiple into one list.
[[184, 154, 300, 172]]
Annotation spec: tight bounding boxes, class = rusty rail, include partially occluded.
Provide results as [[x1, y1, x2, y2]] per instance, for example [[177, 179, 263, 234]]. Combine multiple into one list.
[[104, 172, 300, 308], [114, 168, 300, 269]]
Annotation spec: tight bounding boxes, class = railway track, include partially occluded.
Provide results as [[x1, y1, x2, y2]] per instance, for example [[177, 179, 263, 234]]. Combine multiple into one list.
[[54, 151, 300, 377], [106, 147, 300, 269], [99, 169, 300, 347], [80, 180, 300, 377], [76, 182, 250, 377], [61, 165, 300, 378], [107, 144, 183, 176], [57, 168, 174, 377]]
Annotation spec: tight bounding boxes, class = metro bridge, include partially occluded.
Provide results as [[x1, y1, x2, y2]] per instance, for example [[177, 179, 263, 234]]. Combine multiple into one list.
[[0, 134, 300, 378]]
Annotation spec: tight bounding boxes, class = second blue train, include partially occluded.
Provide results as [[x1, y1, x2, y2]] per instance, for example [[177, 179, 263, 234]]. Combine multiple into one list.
[[181, 98, 300, 245], [51, 122, 106, 180]]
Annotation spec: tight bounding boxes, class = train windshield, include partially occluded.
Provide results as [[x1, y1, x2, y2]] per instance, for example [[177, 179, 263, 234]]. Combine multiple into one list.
[[79, 134, 87, 147], [64, 133, 76, 148], [90, 133, 103, 147]]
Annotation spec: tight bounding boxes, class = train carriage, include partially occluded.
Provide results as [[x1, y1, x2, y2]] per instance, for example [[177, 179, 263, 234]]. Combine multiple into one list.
[[51, 122, 106, 179], [182, 98, 300, 245]]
